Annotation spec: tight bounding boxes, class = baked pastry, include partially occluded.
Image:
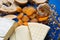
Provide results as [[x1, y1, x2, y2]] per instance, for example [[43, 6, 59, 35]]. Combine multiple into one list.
[[3, 15, 17, 20], [33, 0, 47, 4], [0, 0, 17, 13], [15, 0, 28, 5]]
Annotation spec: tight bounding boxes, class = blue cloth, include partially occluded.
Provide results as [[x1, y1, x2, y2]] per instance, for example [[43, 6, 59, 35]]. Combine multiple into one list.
[[49, 0, 60, 15], [46, 0, 60, 40]]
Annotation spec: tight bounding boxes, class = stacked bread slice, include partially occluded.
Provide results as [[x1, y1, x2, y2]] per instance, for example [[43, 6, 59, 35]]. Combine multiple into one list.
[[10, 22, 50, 40], [0, 18, 18, 40]]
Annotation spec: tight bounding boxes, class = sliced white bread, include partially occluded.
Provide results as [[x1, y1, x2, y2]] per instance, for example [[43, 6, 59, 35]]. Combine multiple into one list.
[[0, 18, 18, 40], [0, 38, 4, 40], [33, 0, 47, 4], [9, 22, 50, 40], [28, 22, 50, 40], [3, 15, 17, 20], [10, 32, 16, 40], [15, 25, 31, 40], [0, 0, 17, 13]]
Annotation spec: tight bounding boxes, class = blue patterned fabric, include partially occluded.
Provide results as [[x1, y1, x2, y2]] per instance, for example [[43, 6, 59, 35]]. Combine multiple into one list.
[[48, 0, 60, 40]]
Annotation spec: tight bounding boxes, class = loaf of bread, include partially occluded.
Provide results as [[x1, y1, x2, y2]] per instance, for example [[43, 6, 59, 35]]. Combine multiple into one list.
[[0, 0, 17, 13]]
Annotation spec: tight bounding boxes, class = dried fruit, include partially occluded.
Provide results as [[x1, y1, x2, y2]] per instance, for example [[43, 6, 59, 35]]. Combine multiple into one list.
[[18, 19, 23, 25], [23, 6, 36, 16], [30, 18, 38, 22], [38, 16, 49, 22], [17, 13, 24, 19], [16, 6, 22, 12], [23, 22, 28, 26], [22, 15, 29, 22], [29, 13, 36, 19]]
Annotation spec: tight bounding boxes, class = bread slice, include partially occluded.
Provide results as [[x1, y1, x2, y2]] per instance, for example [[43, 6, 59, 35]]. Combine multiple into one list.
[[28, 22, 50, 40], [15, 25, 31, 40], [15, 0, 28, 5], [0, 18, 18, 40], [10, 32, 16, 40], [3, 15, 17, 20], [0, 0, 17, 13], [33, 0, 47, 4], [9, 22, 50, 40], [0, 38, 4, 40], [9, 25, 31, 40]]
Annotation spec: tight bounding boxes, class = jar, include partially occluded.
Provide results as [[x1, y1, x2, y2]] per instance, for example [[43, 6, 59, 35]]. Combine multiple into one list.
[[37, 3, 51, 24]]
